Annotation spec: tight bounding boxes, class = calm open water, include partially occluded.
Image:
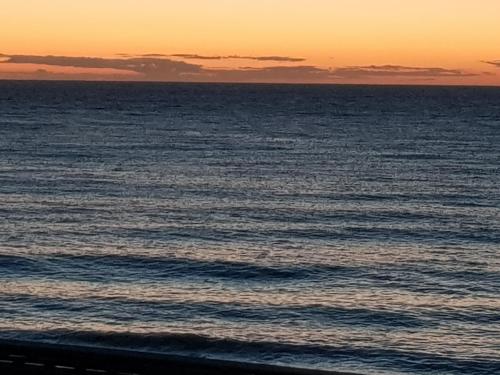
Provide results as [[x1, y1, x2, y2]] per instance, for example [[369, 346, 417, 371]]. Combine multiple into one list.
[[0, 81, 499, 375]]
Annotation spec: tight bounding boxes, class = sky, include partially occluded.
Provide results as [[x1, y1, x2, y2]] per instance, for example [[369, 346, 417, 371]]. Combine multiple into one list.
[[1, 0, 500, 85]]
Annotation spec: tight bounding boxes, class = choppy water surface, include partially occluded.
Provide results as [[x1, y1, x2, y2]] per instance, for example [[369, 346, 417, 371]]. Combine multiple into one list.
[[0, 82, 499, 375]]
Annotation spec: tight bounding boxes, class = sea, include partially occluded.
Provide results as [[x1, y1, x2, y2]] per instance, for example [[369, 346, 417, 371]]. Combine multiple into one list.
[[0, 81, 499, 375]]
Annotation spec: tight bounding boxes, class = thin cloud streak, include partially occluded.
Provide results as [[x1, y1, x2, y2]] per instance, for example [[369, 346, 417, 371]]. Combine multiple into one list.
[[331, 65, 477, 78], [141, 53, 170, 57], [113, 53, 305, 62], [482, 60, 500, 68], [210, 66, 333, 82], [171, 54, 306, 62], [171, 54, 223, 60]]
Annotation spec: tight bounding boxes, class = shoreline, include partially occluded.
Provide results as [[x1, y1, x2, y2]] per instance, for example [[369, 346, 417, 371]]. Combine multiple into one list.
[[0, 338, 361, 375]]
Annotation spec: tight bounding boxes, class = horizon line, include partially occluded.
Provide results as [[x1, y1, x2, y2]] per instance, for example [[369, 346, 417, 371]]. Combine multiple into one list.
[[1, 78, 500, 88]]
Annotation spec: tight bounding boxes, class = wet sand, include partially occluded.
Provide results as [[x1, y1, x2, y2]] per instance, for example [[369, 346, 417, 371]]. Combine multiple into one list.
[[0, 339, 360, 375]]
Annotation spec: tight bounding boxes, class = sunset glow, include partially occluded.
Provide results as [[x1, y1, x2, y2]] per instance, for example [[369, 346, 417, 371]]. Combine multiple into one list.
[[1, 0, 500, 84]]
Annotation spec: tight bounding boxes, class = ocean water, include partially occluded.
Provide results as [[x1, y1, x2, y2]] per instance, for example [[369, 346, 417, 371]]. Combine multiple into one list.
[[0, 81, 499, 375]]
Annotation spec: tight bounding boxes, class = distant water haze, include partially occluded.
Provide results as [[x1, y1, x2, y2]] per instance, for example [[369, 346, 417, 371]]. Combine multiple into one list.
[[0, 82, 499, 375]]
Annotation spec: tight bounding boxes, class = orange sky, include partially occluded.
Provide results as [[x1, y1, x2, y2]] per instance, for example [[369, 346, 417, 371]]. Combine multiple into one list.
[[1, 0, 500, 85]]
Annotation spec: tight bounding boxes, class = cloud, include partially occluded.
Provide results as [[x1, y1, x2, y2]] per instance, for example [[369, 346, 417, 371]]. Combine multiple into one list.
[[0, 54, 478, 83], [331, 65, 477, 78], [231, 55, 306, 62], [0, 68, 136, 81], [171, 54, 223, 60], [140, 53, 169, 57], [1, 54, 204, 80], [211, 65, 333, 82], [171, 54, 306, 62], [0, 53, 323, 82], [482, 60, 500, 68], [111, 53, 305, 62]]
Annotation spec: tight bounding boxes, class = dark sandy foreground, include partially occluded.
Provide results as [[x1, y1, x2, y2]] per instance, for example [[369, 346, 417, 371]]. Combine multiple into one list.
[[0, 339, 360, 375]]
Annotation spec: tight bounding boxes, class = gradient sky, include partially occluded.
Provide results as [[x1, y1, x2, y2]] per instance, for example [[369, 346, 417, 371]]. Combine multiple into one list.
[[1, 0, 500, 85]]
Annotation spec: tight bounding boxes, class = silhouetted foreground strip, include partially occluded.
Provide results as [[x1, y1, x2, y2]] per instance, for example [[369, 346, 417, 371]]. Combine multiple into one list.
[[0, 339, 360, 375]]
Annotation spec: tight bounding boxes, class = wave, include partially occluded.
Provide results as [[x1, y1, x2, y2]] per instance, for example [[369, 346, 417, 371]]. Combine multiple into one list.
[[1, 253, 498, 295], [0, 254, 357, 281], [0, 329, 498, 375], [2, 293, 443, 329]]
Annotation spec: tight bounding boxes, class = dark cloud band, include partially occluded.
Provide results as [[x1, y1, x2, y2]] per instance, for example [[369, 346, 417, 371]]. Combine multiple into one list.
[[0, 54, 478, 82], [0, 54, 326, 81]]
